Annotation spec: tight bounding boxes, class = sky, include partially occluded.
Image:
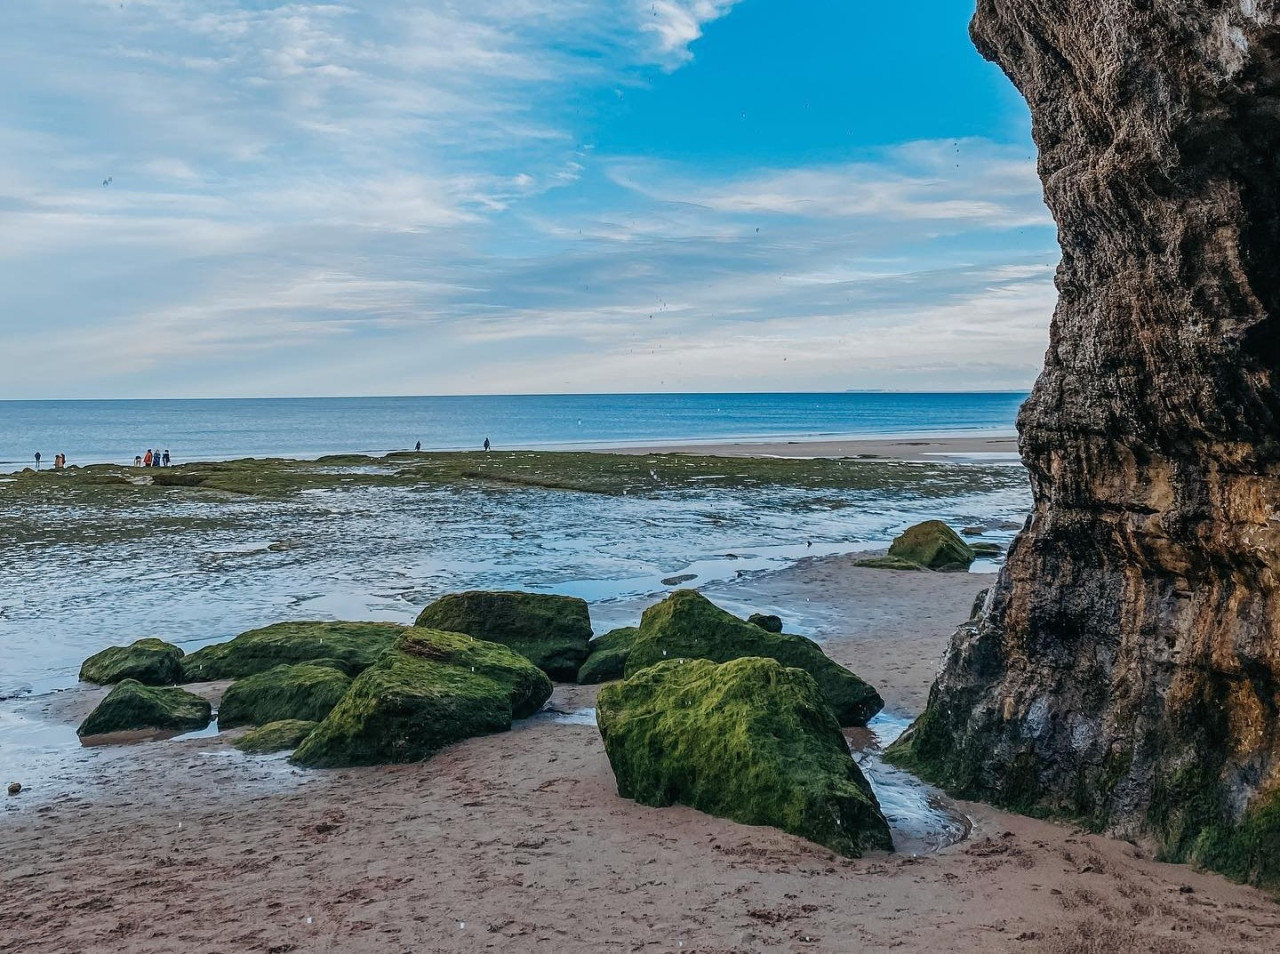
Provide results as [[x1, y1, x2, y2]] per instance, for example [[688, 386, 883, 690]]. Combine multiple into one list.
[[0, 0, 1058, 399]]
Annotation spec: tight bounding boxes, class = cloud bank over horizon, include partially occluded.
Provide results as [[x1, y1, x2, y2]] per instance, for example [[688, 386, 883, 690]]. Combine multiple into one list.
[[0, 0, 1058, 399]]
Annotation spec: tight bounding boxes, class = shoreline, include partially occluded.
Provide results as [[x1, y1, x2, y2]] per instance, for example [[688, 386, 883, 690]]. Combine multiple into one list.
[[4, 555, 1277, 953]]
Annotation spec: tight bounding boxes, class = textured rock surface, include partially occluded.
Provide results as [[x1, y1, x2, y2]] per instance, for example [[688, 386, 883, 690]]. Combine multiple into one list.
[[415, 591, 592, 682], [292, 627, 552, 768], [890, 0, 1280, 889], [217, 663, 352, 728], [78, 680, 212, 737], [233, 719, 319, 754], [79, 638, 184, 686], [180, 621, 403, 682], [626, 590, 883, 727], [577, 627, 638, 684], [597, 657, 892, 858], [887, 521, 975, 572]]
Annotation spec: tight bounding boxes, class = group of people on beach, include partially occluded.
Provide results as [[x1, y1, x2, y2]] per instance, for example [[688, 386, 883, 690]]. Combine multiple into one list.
[[134, 449, 170, 468], [32, 452, 68, 470]]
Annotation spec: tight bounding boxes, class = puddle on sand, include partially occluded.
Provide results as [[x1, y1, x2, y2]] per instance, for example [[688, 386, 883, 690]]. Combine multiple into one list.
[[848, 713, 971, 855]]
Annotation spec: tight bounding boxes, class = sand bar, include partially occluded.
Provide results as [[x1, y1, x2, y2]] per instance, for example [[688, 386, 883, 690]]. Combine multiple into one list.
[[594, 433, 1020, 461]]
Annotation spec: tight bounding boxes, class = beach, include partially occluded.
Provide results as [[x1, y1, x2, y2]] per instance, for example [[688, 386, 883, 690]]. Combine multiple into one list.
[[4, 557, 1276, 954], [599, 433, 1020, 463]]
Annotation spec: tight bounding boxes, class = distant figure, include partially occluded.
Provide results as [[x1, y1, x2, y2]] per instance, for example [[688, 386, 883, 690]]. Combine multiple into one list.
[[134, 455, 143, 467], [483, 437, 491, 452], [34, 451, 41, 470], [144, 449, 153, 468], [163, 450, 171, 467], [415, 441, 421, 452]]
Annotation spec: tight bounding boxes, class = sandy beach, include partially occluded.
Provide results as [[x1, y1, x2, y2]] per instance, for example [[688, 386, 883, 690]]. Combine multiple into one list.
[[3, 557, 1274, 954], [597, 433, 1021, 462]]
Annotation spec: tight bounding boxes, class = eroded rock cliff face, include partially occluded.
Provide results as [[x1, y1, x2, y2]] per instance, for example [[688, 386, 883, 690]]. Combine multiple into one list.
[[888, 0, 1280, 888]]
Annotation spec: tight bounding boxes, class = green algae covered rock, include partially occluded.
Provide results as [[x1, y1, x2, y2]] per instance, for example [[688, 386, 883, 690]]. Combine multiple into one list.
[[597, 657, 893, 858], [217, 663, 353, 728], [291, 627, 553, 768], [854, 555, 927, 571], [414, 591, 592, 682], [887, 521, 975, 572], [625, 591, 883, 727], [80, 638, 185, 686], [233, 719, 318, 754], [78, 679, 212, 737], [577, 627, 639, 685], [180, 621, 405, 682], [747, 613, 783, 633]]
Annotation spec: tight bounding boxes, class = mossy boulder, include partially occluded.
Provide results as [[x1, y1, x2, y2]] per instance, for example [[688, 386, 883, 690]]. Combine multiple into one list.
[[577, 627, 639, 684], [217, 663, 353, 728], [625, 591, 883, 727], [887, 521, 975, 571], [78, 680, 212, 737], [233, 720, 318, 754], [291, 627, 553, 768], [597, 657, 892, 858], [968, 542, 1003, 556], [80, 638, 185, 686], [854, 555, 926, 571], [180, 621, 404, 682], [414, 591, 592, 682], [747, 613, 783, 633]]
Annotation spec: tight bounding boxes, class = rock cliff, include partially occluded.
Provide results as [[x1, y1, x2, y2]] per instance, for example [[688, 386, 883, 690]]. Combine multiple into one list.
[[888, 0, 1280, 888]]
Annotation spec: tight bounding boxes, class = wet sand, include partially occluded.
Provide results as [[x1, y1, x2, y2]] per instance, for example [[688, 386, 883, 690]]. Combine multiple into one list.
[[597, 433, 1021, 462], [3, 561, 1276, 954]]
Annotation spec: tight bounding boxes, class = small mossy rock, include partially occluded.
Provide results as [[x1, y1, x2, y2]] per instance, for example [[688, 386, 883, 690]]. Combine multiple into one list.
[[625, 591, 883, 727], [577, 627, 639, 685], [80, 638, 185, 686], [747, 613, 783, 633], [78, 680, 212, 737], [887, 521, 975, 572], [180, 621, 404, 682], [597, 657, 893, 858], [414, 591, 591, 682], [291, 627, 553, 768], [854, 556, 926, 571], [234, 720, 318, 754], [218, 664, 353, 728], [968, 542, 1004, 556]]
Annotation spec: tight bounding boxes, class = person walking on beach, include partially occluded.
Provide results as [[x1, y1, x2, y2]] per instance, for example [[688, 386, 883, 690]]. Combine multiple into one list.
[[163, 450, 171, 467], [134, 454, 143, 467], [483, 437, 491, 452], [415, 441, 421, 452], [144, 449, 153, 468], [34, 451, 41, 470]]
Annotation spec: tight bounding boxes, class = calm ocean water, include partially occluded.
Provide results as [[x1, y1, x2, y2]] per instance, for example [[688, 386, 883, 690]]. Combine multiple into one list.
[[0, 392, 1025, 470]]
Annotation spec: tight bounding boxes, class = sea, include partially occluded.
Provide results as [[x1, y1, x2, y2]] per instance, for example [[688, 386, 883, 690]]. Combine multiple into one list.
[[0, 392, 1027, 471]]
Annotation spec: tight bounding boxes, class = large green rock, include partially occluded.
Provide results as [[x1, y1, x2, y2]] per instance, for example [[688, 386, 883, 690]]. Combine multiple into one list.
[[79, 638, 185, 686], [291, 627, 554, 768], [887, 521, 975, 572], [577, 627, 639, 684], [597, 657, 893, 858], [625, 591, 883, 727], [217, 663, 353, 728], [180, 621, 404, 682], [234, 719, 318, 754], [78, 679, 212, 737], [414, 591, 592, 682]]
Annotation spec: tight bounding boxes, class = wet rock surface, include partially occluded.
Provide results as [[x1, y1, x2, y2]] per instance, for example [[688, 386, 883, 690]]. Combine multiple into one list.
[[893, 0, 1280, 890], [77, 680, 212, 738], [79, 638, 185, 686]]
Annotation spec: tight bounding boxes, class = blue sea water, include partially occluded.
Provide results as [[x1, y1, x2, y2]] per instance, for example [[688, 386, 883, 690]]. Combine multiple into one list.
[[0, 392, 1025, 470]]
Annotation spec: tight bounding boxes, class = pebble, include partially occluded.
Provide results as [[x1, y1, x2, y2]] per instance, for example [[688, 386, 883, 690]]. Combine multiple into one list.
[[7, 782, 21, 796]]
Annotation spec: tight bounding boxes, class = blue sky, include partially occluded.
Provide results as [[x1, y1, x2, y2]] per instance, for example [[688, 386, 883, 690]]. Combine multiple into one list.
[[0, 0, 1057, 398]]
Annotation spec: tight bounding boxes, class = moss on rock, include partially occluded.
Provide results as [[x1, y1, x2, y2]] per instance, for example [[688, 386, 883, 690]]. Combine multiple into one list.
[[887, 521, 975, 571], [854, 556, 927, 571], [233, 719, 319, 754], [597, 657, 892, 858], [180, 621, 404, 682], [747, 613, 783, 633], [577, 627, 639, 684], [78, 679, 212, 737], [218, 663, 354, 728], [79, 638, 185, 686], [291, 627, 553, 768], [414, 591, 592, 682], [625, 590, 883, 727]]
